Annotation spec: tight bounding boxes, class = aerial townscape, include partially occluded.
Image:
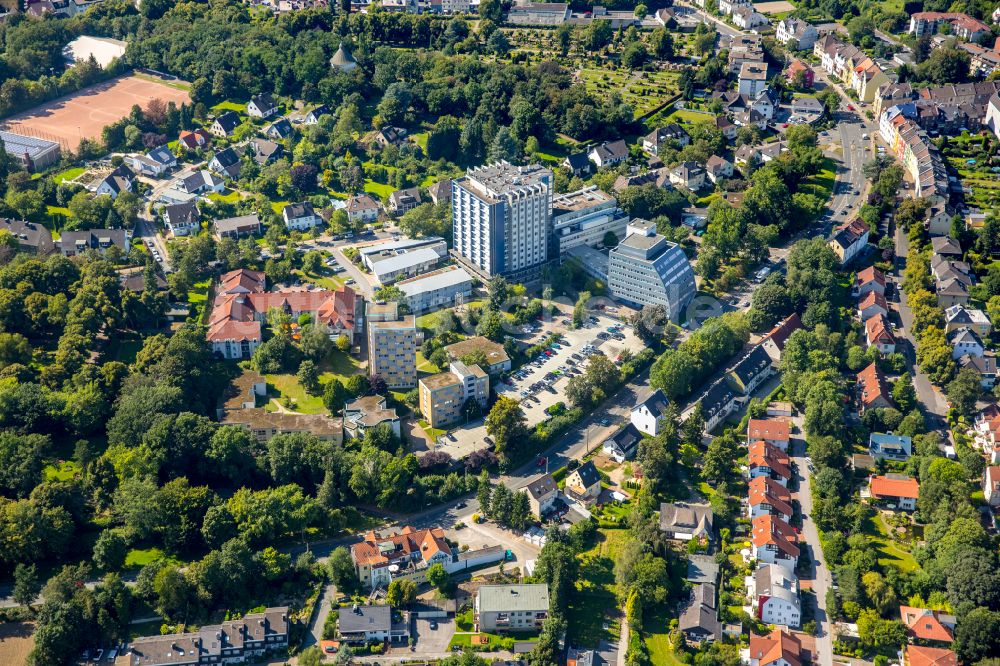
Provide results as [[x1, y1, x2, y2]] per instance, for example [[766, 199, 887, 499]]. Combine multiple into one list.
[[2, 0, 1000, 665]]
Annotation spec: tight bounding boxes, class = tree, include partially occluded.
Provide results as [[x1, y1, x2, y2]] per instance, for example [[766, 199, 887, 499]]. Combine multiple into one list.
[[93, 529, 129, 571], [622, 42, 648, 69], [12, 563, 39, 608], [328, 546, 359, 593], [584, 20, 613, 50], [955, 607, 1000, 663], [485, 396, 528, 456], [302, 250, 324, 274], [487, 30, 511, 56], [426, 562, 450, 593], [856, 609, 907, 650], [946, 366, 981, 417], [324, 378, 349, 413], [385, 578, 417, 607], [297, 359, 321, 396], [299, 647, 323, 666]]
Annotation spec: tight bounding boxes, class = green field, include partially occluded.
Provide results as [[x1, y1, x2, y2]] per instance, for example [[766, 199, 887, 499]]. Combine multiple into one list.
[[125, 547, 166, 568], [364, 179, 395, 200], [646, 615, 689, 666], [270, 200, 291, 215], [577, 67, 680, 119], [208, 189, 241, 204], [805, 157, 837, 201], [187, 278, 211, 306], [567, 529, 628, 645], [211, 100, 245, 114], [53, 167, 85, 184], [264, 373, 327, 413]]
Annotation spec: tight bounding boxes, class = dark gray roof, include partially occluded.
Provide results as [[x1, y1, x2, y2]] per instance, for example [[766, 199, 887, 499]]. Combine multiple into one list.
[[564, 151, 591, 170], [636, 388, 670, 419], [266, 118, 293, 138], [700, 379, 736, 420], [660, 502, 714, 534], [686, 554, 720, 586], [0, 219, 54, 254], [728, 345, 773, 388], [284, 201, 315, 219], [60, 228, 128, 252], [212, 146, 241, 169], [251, 93, 277, 112], [163, 201, 199, 228], [146, 145, 175, 165], [604, 422, 641, 456], [249, 139, 282, 164], [678, 583, 720, 639], [338, 605, 391, 635], [571, 460, 601, 488], [524, 473, 556, 500], [214, 111, 241, 133]]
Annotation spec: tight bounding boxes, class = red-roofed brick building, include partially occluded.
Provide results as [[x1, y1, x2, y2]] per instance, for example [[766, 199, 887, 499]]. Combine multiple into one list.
[[900, 606, 955, 644], [865, 314, 896, 354], [748, 476, 793, 521], [855, 266, 886, 298]]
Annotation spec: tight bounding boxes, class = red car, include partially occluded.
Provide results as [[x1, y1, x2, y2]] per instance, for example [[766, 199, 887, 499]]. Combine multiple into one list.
[[847, 104, 854, 111], [537, 457, 547, 467]]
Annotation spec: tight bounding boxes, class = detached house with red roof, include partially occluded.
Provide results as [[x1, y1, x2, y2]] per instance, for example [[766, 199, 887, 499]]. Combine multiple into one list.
[[748, 418, 791, 451], [905, 645, 957, 666], [857, 362, 892, 412], [865, 314, 896, 354], [854, 266, 886, 298], [747, 476, 793, 521], [868, 474, 919, 511], [747, 440, 791, 486], [351, 526, 453, 590], [984, 465, 1000, 507], [900, 606, 956, 644], [751, 514, 799, 567], [745, 629, 802, 666], [858, 291, 888, 323]]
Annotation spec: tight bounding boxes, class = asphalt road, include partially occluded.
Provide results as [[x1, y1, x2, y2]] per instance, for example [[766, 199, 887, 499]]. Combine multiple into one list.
[[134, 215, 172, 273]]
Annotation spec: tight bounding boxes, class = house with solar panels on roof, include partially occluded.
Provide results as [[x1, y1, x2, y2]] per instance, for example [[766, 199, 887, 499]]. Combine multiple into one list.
[[0, 131, 60, 172]]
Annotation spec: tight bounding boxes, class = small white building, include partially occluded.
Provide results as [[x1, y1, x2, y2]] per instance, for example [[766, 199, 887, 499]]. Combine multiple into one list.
[[282, 202, 323, 231], [247, 93, 280, 119], [631, 389, 670, 436]]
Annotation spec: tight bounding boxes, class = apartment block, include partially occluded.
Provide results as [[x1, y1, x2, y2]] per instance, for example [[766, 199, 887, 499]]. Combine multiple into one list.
[[367, 302, 418, 389], [419, 361, 489, 428], [607, 219, 696, 320]]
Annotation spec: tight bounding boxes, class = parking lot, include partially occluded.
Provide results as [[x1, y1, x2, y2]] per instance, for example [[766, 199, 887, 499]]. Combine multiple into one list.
[[408, 617, 455, 654]]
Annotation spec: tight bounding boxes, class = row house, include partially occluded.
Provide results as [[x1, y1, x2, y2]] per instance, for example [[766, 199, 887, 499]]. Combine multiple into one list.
[[865, 314, 896, 354], [745, 630, 803, 666], [747, 476, 793, 521], [747, 440, 792, 486], [984, 465, 1000, 508], [974, 405, 1000, 463], [879, 106, 950, 200], [747, 418, 790, 451], [747, 565, 800, 628], [858, 291, 888, 323], [813, 36, 887, 102], [909, 12, 991, 41], [751, 514, 799, 567]]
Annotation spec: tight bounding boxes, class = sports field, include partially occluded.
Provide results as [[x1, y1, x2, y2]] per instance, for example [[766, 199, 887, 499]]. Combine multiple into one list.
[[1, 74, 190, 149]]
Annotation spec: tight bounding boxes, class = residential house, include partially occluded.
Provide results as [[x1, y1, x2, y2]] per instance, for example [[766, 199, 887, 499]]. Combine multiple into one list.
[[128, 608, 289, 666], [944, 305, 992, 336], [936, 277, 971, 308], [732, 7, 768, 30], [210, 111, 242, 138], [905, 646, 958, 666], [679, 584, 720, 646], [59, 229, 129, 257], [418, 361, 489, 428], [714, 115, 738, 140], [727, 346, 775, 395], [343, 395, 401, 440], [303, 105, 330, 124], [642, 124, 690, 155], [611, 169, 669, 192], [899, 605, 956, 644], [701, 378, 739, 432], [631, 389, 671, 436], [748, 440, 791, 486], [669, 161, 706, 190], [389, 187, 422, 216], [178, 170, 225, 195], [247, 93, 279, 119], [603, 423, 642, 463], [373, 126, 408, 149], [521, 474, 558, 518], [931, 235, 962, 257], [427, 179, 453, 204], [130, 145, 177, 176], [728, 34, 765, 74], [687, 554, 720, 586], [282, 202, 322, 231], [562, 152, 593, 177], [718, 0, 749, 15], [337, 605, 410, 645], [857, 362, 892, 412], [751, 514, 799, 566], [659, 502, 714, 543], [264, 118, 293, 140], [209, 147, 243, 179], [706, 155, 733, 183], [983, 465, 1000, 507], [567, 648, 598, 666], [950, 327, 984, 359], [162, 202, 200, 237], [178, 128, 211, 150], [869, 432, 912, 461], [749, 566, 800, 629], [91, 164, 134, 199], [865, 314, 896, 354], [931, 255, 973, 289], [247, 138, 283, 165], [738, 62, 769, 97], [214, 214, 262, 239], [350, 526, 453, 589], [869, 475, 920, 511], [221, 409, 342, 444], [346, 193, 381, 224], [785, 60, 815, 88], [564, 460, 602, 505], [829, 218, 870, 264], [960, 353, 998, 389], [747, 418, 790, 451], [588, 140, 628, 169], [475, 584, 549, 633], [748, 476, 793, 521], [444, 336, 511, 375], [0, 219, 54, 256], [746, 630, 803, 666], [776, 18, 818, 50], [858, 291, 888, 323], [790, 95, 823, 118], [760, 313, 802, 363], [854, 266, 886, 298], [909, 12, 991, 41]]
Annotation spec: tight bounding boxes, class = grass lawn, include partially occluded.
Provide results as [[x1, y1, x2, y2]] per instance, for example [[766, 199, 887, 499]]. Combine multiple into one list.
[[418, 419, 446, 441], [208, 189, 241, 204], [132, 71, 191, 91], [864, 513, 919, 572], [455, 609, 474, 632], [319, 349, 362, 382], [804, 157, 837, 201], [416, 351, 440, 374], [125, 547, 167, 569], [264, 373, 327, 414], [53, 167, 85, 184], [578, 67, 680, 119], [410, 131, 429, 152], [270, 200, 291, 215], [567, 529, 628, 645], [115, 338, 144, 364], [211, 100, 245, 114], [187, 278, 211, 306], [47, 205, 72, 221], [44, 460, 80, 482], [663, 107, 716, 125], [364, 179, 395, 200], [297, 268, 346, 291], [646, 615, 688, 666]]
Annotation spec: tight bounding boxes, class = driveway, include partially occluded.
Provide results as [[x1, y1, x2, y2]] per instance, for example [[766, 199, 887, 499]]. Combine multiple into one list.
[[789, 425, 834, 666], [133, 215, 172, 272], [330, 246, 374, 298], [410, 617, 454, 654], [302, 582, 337, 650]]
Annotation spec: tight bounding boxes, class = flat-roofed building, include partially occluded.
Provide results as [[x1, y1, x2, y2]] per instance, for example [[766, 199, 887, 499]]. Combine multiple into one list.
[[444, 336, 511, 375], [367, 302, 418, 389], [607, 220, 696, 319], [551, 186, 628, 255], [397, 265, 474, 314], [419, 361, 489, 428], [475, 584, 550, 632]]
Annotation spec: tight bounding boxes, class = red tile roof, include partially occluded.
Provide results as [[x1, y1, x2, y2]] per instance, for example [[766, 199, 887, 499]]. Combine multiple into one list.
[[865, 314, 895, 345], [748, 419, 790, 443], [761, 313, 802, 352], [857, 362, 890, 409], [900, 606, 955, 643], [858, 290, 888, 314], [870, 475, 919, 500], [749, 630, 802, 666], [751, 514, 799, 557], [906, 645, 957, 666], [857, 265, 885, 288], [748, 440, 791, 479], [351, 526, 452, 568], [748, 476, 793, 517]]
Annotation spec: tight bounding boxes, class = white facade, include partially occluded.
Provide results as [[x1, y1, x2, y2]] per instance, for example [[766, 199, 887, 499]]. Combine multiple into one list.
[[608, 222, 697, 320], [452, 161, 552, 280], [552, 187, 628, 254]]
